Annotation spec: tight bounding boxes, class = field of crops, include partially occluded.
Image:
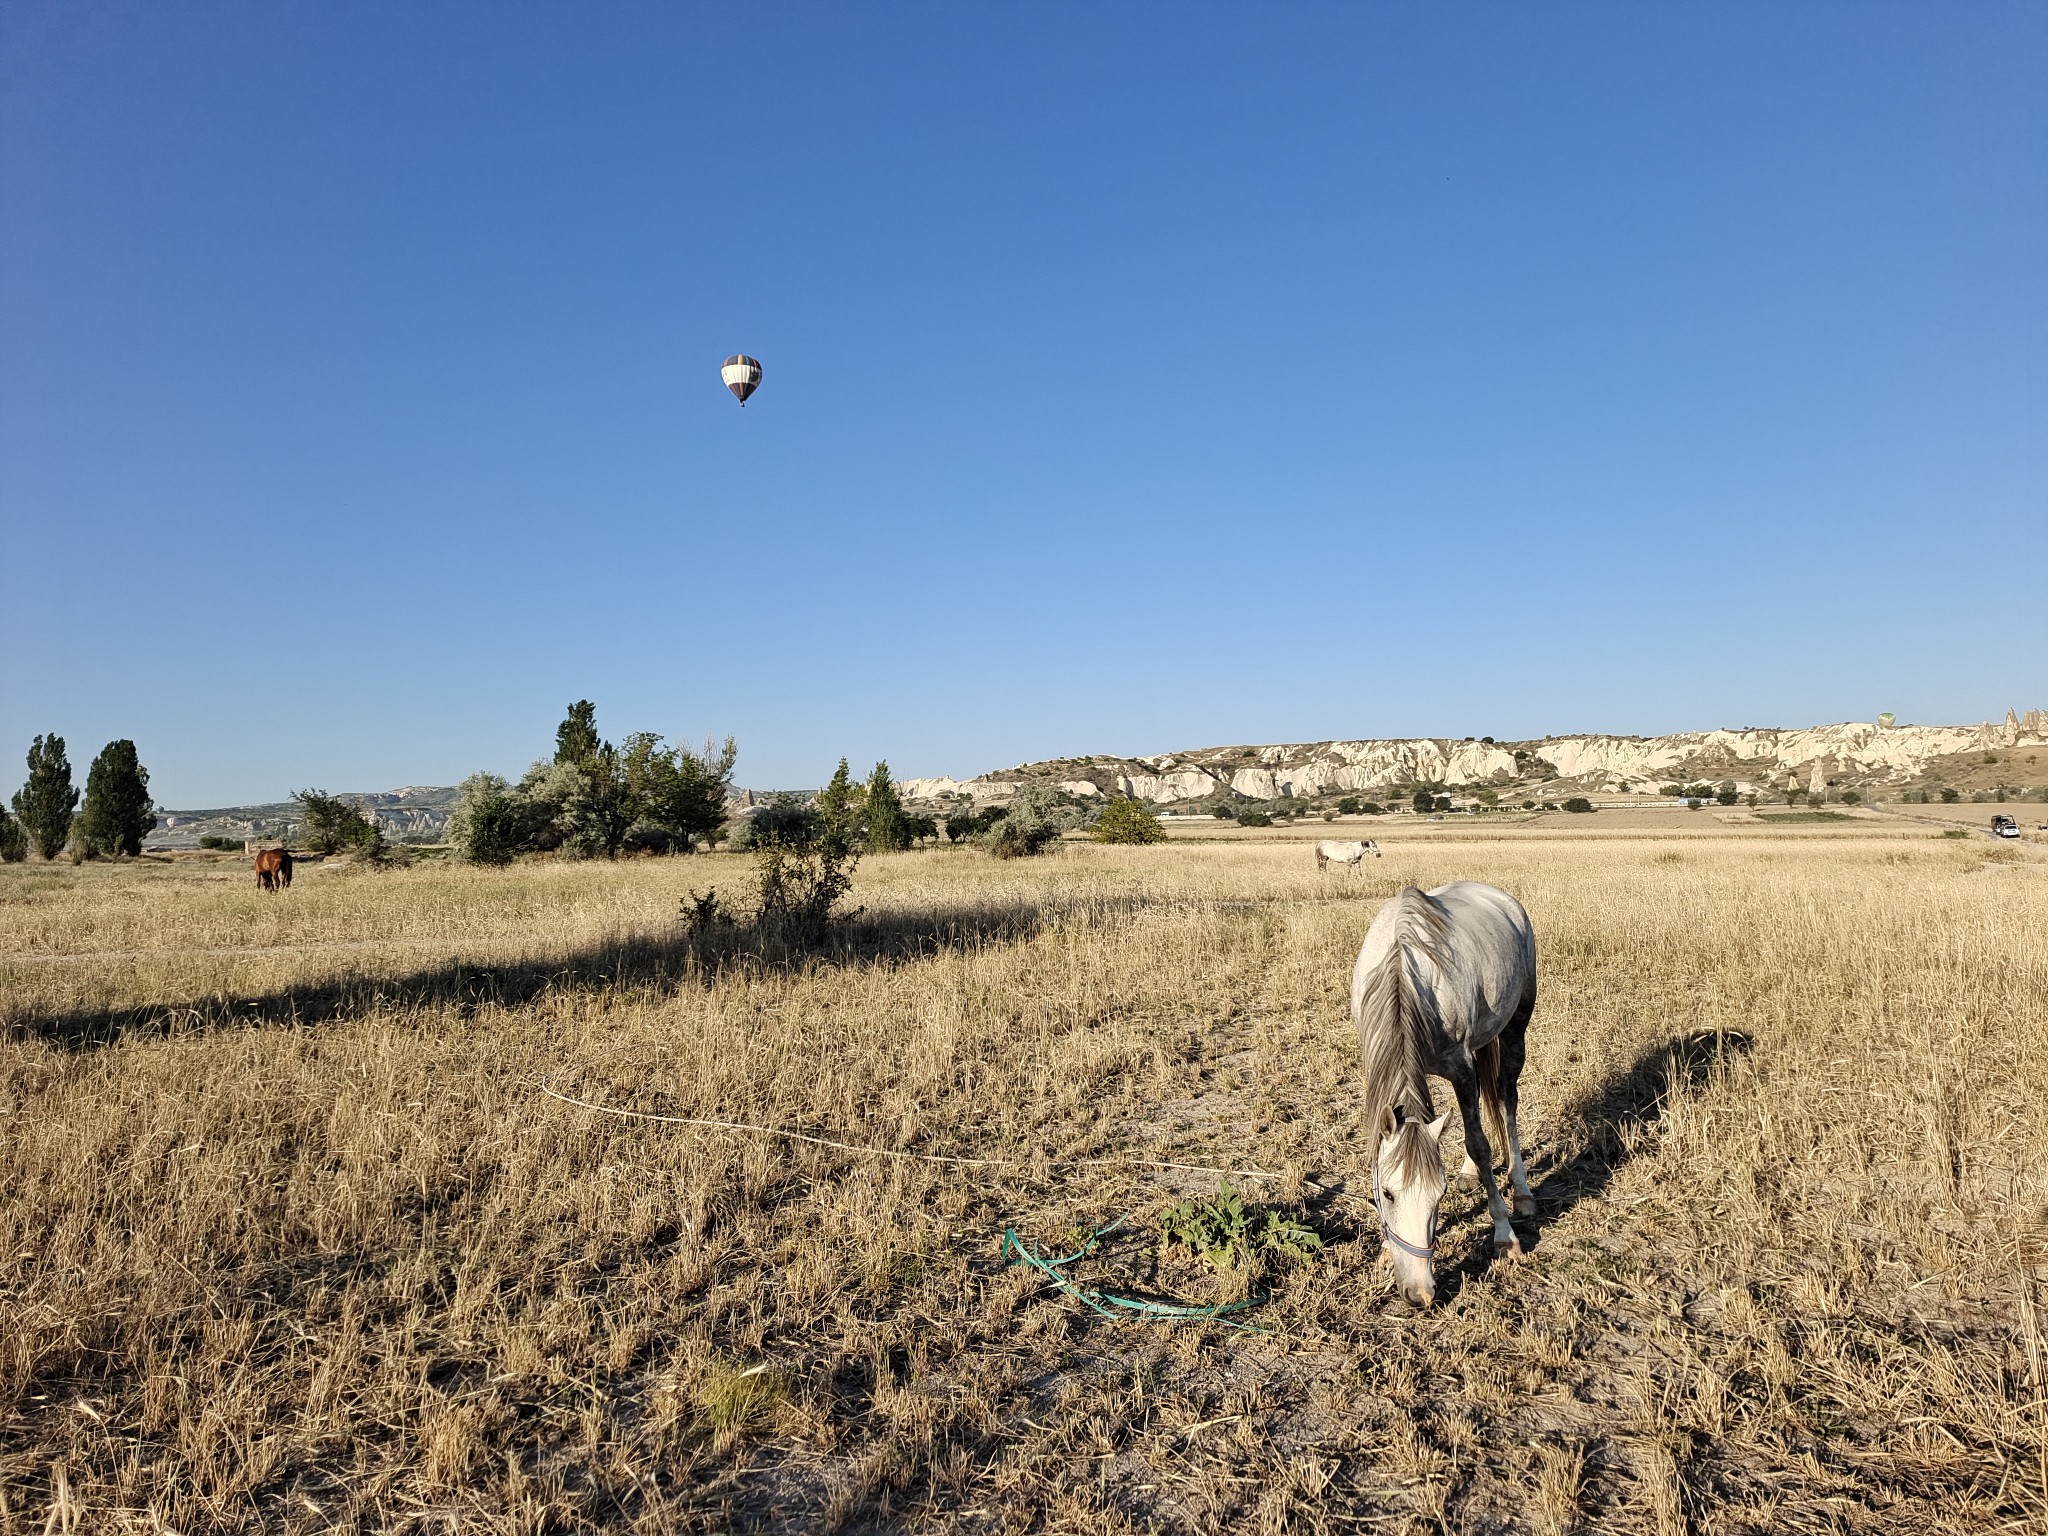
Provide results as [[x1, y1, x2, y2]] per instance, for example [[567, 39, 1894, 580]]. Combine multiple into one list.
[[2, 826, 2043, 1533]]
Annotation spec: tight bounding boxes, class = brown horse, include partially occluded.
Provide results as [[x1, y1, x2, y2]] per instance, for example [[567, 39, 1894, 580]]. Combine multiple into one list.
[[254, 847, 293, 892]]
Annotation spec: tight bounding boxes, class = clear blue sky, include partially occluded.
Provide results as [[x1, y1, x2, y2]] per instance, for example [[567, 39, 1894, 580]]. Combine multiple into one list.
[[3, 3, 2042, 806]]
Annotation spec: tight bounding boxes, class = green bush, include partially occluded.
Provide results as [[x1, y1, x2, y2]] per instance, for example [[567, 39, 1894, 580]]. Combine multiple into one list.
[[1092, 797, 1165, 844], [1157, 1183, 1323, 1275], [0, 806, 24, 863], [198, 834, 244, 852], [1562, 797, 1594, 814], [1940, 788, 1960, 803], [1335, 796, 1362, 816], [1235, 809, 1273, 828]]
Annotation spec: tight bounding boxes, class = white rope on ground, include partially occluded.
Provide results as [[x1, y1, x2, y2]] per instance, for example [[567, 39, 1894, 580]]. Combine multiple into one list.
[[537, 1080, 1282, 1180]]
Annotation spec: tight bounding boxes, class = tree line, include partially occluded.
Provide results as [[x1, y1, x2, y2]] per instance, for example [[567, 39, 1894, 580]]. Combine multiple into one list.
[[0, 734, 156, 862]]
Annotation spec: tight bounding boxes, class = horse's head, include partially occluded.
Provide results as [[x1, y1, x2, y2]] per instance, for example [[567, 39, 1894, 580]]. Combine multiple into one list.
[[1374, 1105, 1450, 1307]]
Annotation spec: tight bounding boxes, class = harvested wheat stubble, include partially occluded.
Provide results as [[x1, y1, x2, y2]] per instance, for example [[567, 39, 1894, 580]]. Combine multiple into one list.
[[1, 831, 2044, 1533]]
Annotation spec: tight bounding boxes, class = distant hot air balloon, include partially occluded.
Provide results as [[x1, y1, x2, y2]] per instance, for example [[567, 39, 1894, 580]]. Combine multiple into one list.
[[722, 354, 762, 406], [1878, 712, 1896, 729]]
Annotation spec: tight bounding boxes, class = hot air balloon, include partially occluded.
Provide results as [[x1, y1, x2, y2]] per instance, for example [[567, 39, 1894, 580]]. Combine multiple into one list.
[[722, 354, 762, 406]]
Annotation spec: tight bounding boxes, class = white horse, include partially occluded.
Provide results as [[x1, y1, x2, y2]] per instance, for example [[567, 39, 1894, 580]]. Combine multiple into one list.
[[1315, 838, 1381, 871], [1351, 881, 1537, 1307]]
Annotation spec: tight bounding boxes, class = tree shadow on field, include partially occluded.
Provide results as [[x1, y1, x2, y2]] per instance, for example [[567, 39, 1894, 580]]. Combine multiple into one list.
[[7, 893, 1135, 1053], [1520, 1027, 1756, 1241]]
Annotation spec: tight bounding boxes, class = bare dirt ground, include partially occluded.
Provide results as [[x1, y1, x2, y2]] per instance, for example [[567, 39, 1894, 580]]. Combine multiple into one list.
[[2, 828, 2044, 1533]]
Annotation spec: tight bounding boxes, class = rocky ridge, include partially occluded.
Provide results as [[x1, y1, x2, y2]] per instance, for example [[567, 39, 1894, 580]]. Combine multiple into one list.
[[897, 710, 2048, 807]]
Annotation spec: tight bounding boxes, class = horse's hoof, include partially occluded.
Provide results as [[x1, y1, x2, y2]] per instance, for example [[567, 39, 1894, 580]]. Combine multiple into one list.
[[1493, 1237, 1524, 1260], [1514, 1196, 1538, 1219]]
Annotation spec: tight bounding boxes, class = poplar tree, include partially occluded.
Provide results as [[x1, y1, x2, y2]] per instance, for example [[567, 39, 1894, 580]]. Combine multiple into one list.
[[13, 735, 78, 860], [79, 739, 157, 857]]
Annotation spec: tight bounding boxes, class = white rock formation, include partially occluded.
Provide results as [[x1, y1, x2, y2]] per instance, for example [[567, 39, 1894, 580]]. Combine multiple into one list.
[[894, 713, 2046, 806]]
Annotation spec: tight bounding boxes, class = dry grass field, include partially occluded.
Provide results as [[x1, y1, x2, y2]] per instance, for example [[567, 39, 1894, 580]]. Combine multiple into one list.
[[3, 825, 2045, 1534]]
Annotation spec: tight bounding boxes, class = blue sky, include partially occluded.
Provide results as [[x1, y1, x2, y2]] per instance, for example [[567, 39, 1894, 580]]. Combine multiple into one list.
[[3, 3, 2042, 805]]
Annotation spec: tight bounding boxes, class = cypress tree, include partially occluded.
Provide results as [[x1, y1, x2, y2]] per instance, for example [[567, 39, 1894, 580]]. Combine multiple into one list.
[[814, 758, 863, 857], [555, 700, 600, 766], [79, 739, 157, 857], [13, 734, 78, 860], [0, 805, 24, 863], [863, 761, 910, 852]]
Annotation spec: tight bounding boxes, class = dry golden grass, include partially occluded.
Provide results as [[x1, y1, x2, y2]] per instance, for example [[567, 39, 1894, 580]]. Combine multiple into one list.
[[2, 828, 2044, 1533]]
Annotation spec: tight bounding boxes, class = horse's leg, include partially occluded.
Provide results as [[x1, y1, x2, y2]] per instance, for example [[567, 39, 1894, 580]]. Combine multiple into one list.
[[1499, 991, 1537, 1218], [1449, 1066, 1519, 1258]]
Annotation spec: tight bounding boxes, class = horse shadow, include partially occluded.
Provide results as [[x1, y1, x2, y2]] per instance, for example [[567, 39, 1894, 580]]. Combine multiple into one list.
[[1418, 1027, 1754, 1299], [5, 894, 1100, 1053], [1524, 1027, 1756, 1235]]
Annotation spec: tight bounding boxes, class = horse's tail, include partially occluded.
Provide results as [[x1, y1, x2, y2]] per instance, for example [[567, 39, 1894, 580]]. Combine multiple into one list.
[[1474, 1035, 1508, 1166]]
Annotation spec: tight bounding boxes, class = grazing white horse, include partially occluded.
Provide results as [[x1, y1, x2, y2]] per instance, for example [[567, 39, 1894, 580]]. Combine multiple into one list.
[[1315, 838, 1381, 871], [1351, 881, 1537, 1308]]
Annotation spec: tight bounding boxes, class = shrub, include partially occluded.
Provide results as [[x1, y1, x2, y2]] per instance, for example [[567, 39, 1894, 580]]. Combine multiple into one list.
[[1715, 786, 1740, 806], [448, 774, 527, 864], [1093, 797, 1165, 844], [1157, 1183, 1323, 1276], [1335, 796, 1362, 816], [198, 834, 243, 852], [1212, 807, 1235, 820], [0, 806, 24, 863], [981, 785, 1083, 858], [1940, 788, 1959, 803], [1235, 809, 1273, 828], [1562, 797, 1594, 814], [1839, 790, 1862, 805], [752, 793, 858, 942], [1360, 802, 1385, 816]]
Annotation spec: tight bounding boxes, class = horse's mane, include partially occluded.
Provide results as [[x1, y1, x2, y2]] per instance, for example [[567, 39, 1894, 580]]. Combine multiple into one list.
[[1358, 886, 1453, 1136]]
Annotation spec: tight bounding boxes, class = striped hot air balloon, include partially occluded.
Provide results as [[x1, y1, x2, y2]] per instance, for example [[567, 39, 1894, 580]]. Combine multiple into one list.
[[721, 355, 762, 406]]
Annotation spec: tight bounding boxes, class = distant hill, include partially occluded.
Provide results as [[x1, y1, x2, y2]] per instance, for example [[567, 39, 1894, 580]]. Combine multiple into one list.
[[898, 710, 2048, 810]]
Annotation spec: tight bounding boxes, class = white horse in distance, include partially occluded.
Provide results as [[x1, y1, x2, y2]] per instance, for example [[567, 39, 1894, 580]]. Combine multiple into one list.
[[1315, 839, 1380, 871]]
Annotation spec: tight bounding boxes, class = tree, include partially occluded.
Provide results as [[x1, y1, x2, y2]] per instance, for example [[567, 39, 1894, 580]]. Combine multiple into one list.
[[1093, 797, 1166, 844], [863, 761, 910, 852], [1939, 787, 1959, 803], [1335, 796, 1362, 816], [624, 732, 737, 850], [557, 742, 636, 858], [0, 805, 25, 863], [1562, 797, 1594, 814], [555, 700, 600, 766], [1411, 789, 1435, 815], [13, 735, 78, 860], [294, 790, 383, 855], [79, 740, 156, 857], [815, 759, 864, 850], [1714, 785, 1740, 806], [448, 773, 526, 864]]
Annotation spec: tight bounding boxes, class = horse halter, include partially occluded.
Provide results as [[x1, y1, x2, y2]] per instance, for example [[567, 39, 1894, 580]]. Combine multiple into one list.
[[1373, 1159, 1438, 1262]]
